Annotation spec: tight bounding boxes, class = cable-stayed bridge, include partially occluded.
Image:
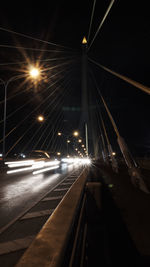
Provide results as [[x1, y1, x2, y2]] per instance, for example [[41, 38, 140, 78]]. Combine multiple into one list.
[[0, 1, 150, 266]]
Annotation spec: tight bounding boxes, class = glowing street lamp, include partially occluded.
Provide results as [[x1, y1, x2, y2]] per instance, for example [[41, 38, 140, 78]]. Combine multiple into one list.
[[73, 131, 79, 137], [1, 64, 43, 162], [29, 67, 40, 79], [37, 115, 44, 122]]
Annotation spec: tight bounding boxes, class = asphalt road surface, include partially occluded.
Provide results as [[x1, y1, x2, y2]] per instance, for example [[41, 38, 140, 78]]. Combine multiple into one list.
[[0, 163, 79, 231]]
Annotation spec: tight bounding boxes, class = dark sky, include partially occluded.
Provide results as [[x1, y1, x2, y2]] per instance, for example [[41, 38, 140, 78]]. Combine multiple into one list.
[[0, 0, 150, 156]]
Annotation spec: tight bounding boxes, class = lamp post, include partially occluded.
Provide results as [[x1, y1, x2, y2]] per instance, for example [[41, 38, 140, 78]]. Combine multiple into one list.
[[1, 66, 40, 162], [67, 139, 70, 155], [0, 76, 24, 162]]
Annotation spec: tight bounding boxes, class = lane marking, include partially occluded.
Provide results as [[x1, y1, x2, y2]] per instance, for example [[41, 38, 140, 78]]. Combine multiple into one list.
[[0, 235, 35, 255], [20, 209, 54, 220], [61, 182, 73, 185], [0, 170, 77, 235], [42, 195, 63, 201], [0, 169, 83, 235], [54, 187, 69, 191]]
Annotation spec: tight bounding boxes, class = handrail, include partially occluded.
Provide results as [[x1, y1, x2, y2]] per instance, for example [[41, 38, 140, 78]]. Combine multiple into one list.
[[16, 168, 88, 267]]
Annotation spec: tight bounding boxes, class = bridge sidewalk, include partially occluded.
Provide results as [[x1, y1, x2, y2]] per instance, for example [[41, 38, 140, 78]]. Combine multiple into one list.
[[93, 162, 150, 264]]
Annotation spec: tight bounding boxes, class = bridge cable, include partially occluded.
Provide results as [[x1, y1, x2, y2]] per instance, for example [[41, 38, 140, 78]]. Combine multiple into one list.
[[87, 0, 115, 51], [0, 26, 75, 51], [20, 79, 70, 153], [89, 57, 150, 95], [0, 55, 77, 68], [5, 76, 72, 156], [0, 60, 74, 143], [87, 0, 97, 43], [12, 59, 77, 154], [0, 58, 75, 124], [0, 44, 77, 54], [32, 80, 72, 151], [0, 64, 70, 106]]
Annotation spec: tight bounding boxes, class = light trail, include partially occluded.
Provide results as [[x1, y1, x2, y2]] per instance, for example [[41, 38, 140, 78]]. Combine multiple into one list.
[[6, 160, 60, 175], [33, 166, 59, 175]]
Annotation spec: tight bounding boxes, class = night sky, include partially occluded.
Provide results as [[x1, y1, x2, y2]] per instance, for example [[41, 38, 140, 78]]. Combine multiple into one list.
[[0, 0, 150, 157]]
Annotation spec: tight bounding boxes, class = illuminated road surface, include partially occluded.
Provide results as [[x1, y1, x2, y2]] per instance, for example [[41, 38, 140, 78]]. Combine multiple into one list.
[[0, 164, 79, 230]]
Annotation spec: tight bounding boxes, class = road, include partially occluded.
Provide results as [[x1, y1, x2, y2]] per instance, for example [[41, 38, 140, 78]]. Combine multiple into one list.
[[0, 162, 81, 232]]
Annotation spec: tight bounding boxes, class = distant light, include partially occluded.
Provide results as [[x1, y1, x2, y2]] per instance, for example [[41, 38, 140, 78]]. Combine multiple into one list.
[[78, 139, 82, 143], [0, 153, 2, 157], [82, 158, 91, 165], [67, 140, 70, 143], [82, 36, 87, 44], [61, 157, 91, 165], [73, 131, 79, 137], [57, 152, 61, 156], [58, 132, 62, 136], [112, 152, 116, 156], [81, 144, 84, 147], [37, 115, 44, 122], [20, 153, 26, 158], [108, 184, 114, 188]]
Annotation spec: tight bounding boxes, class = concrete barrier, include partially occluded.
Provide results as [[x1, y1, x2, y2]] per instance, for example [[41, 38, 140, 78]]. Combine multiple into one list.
[[16, 168, 88, 267]]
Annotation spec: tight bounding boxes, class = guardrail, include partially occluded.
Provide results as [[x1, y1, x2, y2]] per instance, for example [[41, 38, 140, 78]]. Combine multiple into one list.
[[15, 160, 144, 266], [16, 167, 101, 267]]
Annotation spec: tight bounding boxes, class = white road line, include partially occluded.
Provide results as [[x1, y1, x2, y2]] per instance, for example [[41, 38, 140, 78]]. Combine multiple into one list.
[[20, 209, 54, 220], [0, 171, 76, 235], [54, 187, 69, 191], [0, 235, 35, 255], [61, 182, 73, 185], [42, 195, 64, 201]]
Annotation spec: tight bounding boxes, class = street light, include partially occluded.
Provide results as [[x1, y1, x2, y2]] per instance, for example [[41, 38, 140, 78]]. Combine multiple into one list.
[[29, 67, 40, 79], [1, 66, 41, 162], [37, 115, 44, 122], [73, 131, 79, 137], [0, 75, 26, 162]]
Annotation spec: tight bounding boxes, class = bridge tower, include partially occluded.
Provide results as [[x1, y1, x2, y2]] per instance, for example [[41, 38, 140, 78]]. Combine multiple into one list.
[[81, 36, 89, 155]]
